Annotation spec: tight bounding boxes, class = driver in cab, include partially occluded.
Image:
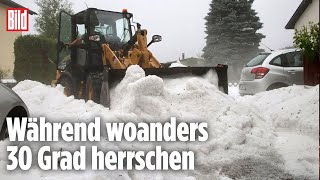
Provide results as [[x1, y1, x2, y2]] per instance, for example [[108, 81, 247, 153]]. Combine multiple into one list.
[[66, 23, 107, 47]]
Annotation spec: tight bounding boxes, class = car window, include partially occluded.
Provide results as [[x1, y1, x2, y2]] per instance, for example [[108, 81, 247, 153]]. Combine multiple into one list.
[[285, 52, 303, 67], [246, 53, 270, 67], [269, 56, 283, 66]]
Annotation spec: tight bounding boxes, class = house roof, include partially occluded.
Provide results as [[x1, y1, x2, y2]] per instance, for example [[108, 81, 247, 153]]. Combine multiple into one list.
[[0, 0, 37, 15], [285, 0, 312, 29]]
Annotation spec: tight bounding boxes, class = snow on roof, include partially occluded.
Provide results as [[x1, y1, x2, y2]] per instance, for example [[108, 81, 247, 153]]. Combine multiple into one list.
[[261, 48, 300, 59], [169, 62, 187, 68]]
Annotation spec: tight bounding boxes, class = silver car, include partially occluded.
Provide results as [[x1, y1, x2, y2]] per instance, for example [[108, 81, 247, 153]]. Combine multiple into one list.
[[0, 83, 29, 140], [239, 49, 303, 96]]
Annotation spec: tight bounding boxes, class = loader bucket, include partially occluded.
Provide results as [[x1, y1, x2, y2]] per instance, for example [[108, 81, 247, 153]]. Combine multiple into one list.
[[100, 65, 228, 107]]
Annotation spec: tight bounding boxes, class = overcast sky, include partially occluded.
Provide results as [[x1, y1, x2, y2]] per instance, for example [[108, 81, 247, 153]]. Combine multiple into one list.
[[15, 0, 302, 62]]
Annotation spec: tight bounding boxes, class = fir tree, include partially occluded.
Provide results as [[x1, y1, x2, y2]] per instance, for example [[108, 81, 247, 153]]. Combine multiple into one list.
[[203, 0, 265, 65]]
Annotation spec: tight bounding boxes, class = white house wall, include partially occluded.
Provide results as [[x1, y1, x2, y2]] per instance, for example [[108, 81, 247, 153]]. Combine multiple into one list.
[[295, 0, 320, 30]]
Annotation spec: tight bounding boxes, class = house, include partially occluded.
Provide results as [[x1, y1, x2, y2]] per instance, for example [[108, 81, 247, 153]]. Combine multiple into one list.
[[285, 0, 319, 86], [0, 0, 36, 78], [285, 0, 319, 30]]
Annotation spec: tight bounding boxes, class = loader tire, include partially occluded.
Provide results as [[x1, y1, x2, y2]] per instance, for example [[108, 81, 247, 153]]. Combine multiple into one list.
[[86, 74, 102, 104], [58, 76, 73, 97]]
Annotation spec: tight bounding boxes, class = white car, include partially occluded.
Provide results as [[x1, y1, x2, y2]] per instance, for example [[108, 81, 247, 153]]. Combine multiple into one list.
[[239, 49, 303, 96], [0, 83, 29, 140]]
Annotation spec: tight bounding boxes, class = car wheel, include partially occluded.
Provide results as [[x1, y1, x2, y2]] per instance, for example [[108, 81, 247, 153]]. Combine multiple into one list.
[[0, 119, 9, 140], [266, 83, 288, 91], [0, 106, 28, 141]]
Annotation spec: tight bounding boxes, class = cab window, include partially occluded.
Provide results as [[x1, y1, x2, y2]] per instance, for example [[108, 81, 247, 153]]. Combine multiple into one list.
[[77, 24, 86, 38]]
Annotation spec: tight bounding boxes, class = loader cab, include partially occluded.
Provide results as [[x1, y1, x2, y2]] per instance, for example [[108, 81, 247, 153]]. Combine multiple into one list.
[[56, 8, 133, 71], [89, 9, 133, 50]]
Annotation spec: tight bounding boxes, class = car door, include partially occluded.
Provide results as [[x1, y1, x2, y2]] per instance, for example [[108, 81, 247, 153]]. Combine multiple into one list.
[[267, 55, 287, 83], [283, 51, 304, 85]]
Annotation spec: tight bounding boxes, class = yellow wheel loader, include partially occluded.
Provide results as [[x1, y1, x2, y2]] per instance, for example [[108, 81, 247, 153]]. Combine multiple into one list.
[[52, 8, 228, 107]]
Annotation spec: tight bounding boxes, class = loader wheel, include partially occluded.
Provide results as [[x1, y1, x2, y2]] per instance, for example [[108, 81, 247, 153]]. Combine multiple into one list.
[[86, 75, 102, 104], [58, 76, 73, 97]]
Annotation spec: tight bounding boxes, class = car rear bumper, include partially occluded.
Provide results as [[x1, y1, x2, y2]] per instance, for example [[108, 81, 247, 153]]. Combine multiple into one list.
[[239, 79, 269, 95]]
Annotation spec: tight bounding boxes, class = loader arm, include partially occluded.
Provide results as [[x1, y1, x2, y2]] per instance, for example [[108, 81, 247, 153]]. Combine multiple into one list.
[[101, 29, 162, 69], [135, 29, 162, 68]]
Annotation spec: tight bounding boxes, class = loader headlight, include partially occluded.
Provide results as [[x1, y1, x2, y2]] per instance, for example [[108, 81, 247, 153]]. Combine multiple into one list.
[[89, 35, 101, 42]]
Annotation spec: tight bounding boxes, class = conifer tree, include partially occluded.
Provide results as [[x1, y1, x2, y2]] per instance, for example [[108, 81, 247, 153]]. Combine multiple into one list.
[[203, 0, 265, 66]]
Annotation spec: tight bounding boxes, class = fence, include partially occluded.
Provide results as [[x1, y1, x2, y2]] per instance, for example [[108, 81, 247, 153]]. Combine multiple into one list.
[[228, 83, 239, 87]]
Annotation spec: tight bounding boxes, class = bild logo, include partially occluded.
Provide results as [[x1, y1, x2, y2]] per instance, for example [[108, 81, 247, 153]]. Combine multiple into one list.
[[6, 8, 29, 31]]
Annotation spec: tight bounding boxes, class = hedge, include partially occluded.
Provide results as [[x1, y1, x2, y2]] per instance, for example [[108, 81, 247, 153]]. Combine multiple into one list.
[[13, 35, 57, 84]]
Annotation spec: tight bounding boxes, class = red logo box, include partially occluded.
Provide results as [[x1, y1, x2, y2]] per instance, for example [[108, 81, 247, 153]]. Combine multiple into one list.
[[6, 8, 29, 32]]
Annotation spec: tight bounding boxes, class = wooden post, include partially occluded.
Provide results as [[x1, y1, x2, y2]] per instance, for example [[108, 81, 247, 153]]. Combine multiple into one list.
[[303, 55, 320, 86]]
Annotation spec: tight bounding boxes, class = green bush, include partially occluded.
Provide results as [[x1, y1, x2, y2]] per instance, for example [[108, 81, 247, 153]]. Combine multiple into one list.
[[13, 35, 57, 84], [294, 22, 319, 60]]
